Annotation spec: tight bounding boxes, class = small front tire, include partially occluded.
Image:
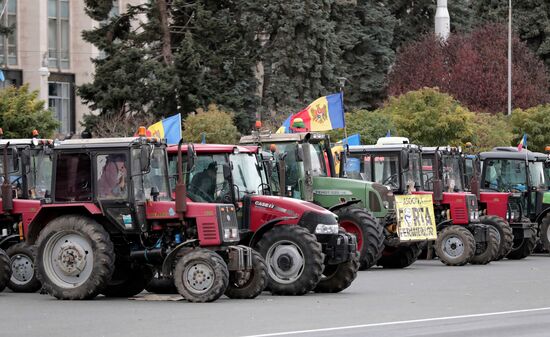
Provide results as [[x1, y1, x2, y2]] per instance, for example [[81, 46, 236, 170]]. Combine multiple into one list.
[[6, 243, 41, 293], [225, 250, 268, 299]]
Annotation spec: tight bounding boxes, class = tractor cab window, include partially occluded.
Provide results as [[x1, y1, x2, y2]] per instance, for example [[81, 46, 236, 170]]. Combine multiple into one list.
[[230, 153, 266, 200], [55, 153, 92, 202], [346, 153, 370, 181], [97, 153, 128, 199], [132, 148, 171, 201], [404, 152, 422, 192], [483, 159, 527, 192], [529, 161, 546, 189], [28, 149, 53, 199], [422, 157, 435, 191], [372, 154, 400, 190], [464, 157, 474, 189], [266, 142, 304, 199], [441, 155, 464, 192], [187, 154, 231, 203], [307, 142, 328, 177], [0, 148, 22, 197]]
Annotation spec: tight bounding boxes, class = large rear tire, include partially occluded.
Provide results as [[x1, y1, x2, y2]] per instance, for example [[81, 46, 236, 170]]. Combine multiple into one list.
[[507, 227, 536, 260], [335, 207, 384, 270], [36, 215, 115, 300], [102, 264, 152, 298], [0, 248, 11, 292], [470, 225, 499, 265], [540, 214, 550, 253], [479, 216, 513, 261], [257, 225, 323, 296], [6, 243, 41, 293], [435, 226, 475, 266], [225, 250, 268, 299], [377, 243, 422, 269], [314, 236, 359, 294], [174, 248, 229, 303]]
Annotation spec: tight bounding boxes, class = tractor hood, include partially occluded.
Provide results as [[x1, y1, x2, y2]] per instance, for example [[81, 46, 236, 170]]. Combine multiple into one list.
[[246, 195, 338, 233], [311, 176, 387, 219]]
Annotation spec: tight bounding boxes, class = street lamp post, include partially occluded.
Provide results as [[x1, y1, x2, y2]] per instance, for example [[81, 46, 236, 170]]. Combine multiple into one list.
[[508, 0, 512, 116]]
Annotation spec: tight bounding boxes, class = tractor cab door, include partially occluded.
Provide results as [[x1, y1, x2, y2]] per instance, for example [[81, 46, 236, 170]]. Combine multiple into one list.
[[186, 154, 232, 204]]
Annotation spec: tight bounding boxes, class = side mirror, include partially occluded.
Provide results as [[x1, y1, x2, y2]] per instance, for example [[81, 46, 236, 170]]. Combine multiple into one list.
[[295, 144, 304, 162], [140, 145, 151, 172]]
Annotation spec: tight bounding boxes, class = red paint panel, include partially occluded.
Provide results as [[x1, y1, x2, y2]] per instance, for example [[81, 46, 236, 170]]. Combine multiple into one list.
[[479, 192, 509, 219], [442, 192, 469, 225]]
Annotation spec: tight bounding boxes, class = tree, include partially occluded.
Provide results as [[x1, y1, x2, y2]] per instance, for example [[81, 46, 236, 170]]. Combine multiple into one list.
[[327, 109, 395, 145], [510, 105, 550, 153], [0, 85, 59, 138], [331, 1, 396, 109], [388, 24, 550, 114], [389, 0, 473, 51], [182, 104, 239, 144], [470, 113, 513, 152], [472, 0, 550, 73], [378, 88, 475, 146]]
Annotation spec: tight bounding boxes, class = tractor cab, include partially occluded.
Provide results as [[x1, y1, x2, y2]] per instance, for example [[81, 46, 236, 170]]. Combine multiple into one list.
[[344, 137, 423, 196]]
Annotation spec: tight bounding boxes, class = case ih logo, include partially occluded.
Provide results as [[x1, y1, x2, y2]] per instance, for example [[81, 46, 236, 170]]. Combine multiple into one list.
[[254, 201, 275, 209]]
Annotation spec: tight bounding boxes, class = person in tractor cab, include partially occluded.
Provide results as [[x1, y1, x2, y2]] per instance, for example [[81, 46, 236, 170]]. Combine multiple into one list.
[[189, 161, 217, 201], [98, 154, 127, 198]]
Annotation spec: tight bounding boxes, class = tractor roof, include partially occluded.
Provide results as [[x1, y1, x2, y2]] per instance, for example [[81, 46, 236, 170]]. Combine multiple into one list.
[[167, 144, 257, 154], [348, 143, 420, 154], [55, 137, 163, 149], [0, 139, 49, 146], [421, 146, 462, 156], [479, 149, 537, 161], [240, 132, 328, 144]]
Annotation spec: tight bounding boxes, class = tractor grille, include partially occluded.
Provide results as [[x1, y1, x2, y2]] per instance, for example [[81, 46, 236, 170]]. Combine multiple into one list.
[[201, 222, 218, 241], [453, 208, 467, 223]]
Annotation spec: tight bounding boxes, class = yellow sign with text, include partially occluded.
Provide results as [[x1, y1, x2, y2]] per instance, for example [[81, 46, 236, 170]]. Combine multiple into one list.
[[395, 194, 437, 241]]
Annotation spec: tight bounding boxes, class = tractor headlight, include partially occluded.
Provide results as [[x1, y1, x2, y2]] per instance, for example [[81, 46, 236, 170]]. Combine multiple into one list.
[[469, 210, 479, 221], [223, 228, 240, 241], [315, 224, 339, 235], [383, 200, 390, 209]]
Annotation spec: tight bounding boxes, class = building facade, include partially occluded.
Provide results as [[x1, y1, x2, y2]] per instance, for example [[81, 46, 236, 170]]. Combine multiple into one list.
[[0, 0, 140, 136]]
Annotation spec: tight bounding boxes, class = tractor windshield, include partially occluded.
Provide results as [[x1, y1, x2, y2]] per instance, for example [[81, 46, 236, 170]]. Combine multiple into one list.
[[482, 159, 528, 192], [404, 152, 422, 191], [132, 147, 171, 201], [529, 161, 547, 189], [229, 152, 266, 199], [371, 154, 400, 190], [441, 154, 464, 192], [306, 142, 328, 177], [28, 149, 53, 199]]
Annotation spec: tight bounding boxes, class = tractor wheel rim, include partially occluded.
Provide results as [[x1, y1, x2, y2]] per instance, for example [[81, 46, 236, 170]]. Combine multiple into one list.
[[184, 262, 215, 294], [442, 235, 465, 258], [11, 253, 34, 285], [546, 225, 550, 242], [43, 232, 94, 288], [266, 240, 304, 284], [340, 220, 363, 251]]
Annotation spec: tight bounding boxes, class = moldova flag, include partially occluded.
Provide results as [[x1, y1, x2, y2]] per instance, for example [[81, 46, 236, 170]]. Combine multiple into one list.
[[147, 113, 182, 144], [517, 133, 527, 151], [276, 93, 345, 134]]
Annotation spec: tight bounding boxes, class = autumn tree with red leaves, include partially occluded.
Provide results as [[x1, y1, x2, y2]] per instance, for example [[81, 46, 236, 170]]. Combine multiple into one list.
[[388, 24, 550, 114]]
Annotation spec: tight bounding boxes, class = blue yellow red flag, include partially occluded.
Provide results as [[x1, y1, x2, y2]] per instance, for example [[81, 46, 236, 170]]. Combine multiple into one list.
[[277, 93, 345, 133], [147, 113, 182, 144], [517, 133, 527, 151]]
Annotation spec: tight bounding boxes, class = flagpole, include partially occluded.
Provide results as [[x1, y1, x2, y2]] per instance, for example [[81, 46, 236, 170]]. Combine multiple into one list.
[[337, 77, 348, 146]]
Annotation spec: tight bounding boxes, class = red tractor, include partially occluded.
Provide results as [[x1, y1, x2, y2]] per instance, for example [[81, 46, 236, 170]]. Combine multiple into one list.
[[0, 136, 54, 292], [166, 144, 359, 295], [25, 135, 267, 302]]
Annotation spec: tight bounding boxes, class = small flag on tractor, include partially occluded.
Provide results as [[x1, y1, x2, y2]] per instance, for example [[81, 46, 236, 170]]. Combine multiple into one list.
[[517, 133, 527, 151], [276, 93, 345, 134], [144, 113, 182, 144]]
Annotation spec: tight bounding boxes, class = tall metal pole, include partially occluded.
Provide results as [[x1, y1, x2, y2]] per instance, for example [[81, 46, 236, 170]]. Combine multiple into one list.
[[508, 0, 512, 116]]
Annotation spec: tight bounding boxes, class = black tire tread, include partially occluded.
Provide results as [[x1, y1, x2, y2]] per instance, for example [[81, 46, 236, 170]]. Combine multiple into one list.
[[377, 243, 422, 269], [540, 214, 550, 253], [36, 215, 115, 300], [480, 215, 514, 261], [256, 225, 324, 296], [314, 252, 359, 293], [174, 248, 229, 303], [470, 225, 499, 265], [6, 243, 41, 293], [225, 250, 268, 299], [101, 265, 152, 298], [335, 207, 385, 270], [507, 227, 536, 260], [0, 248, 11, 292], [435, 226, 475, 266]]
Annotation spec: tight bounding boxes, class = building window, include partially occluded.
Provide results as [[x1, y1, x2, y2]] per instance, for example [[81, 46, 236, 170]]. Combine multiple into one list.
[[0, 0, 17, 66], [49, 81, 71, 134], [48, 0, 69, 69]]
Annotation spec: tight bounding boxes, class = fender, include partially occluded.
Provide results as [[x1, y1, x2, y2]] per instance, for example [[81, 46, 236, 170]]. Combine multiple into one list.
[[328, 199, 361, 212], [248, 216, 297, 248], [161, 239, 199, 276], [535, 208, 550, 225], [0, 234, 19, 249]]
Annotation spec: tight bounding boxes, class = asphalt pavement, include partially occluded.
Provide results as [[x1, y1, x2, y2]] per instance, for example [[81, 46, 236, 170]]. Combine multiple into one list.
[[1, 255, 550, 337]]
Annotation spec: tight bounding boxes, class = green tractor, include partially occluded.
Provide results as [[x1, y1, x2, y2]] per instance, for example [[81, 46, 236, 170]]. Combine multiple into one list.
[[241, 132, 391, 269]]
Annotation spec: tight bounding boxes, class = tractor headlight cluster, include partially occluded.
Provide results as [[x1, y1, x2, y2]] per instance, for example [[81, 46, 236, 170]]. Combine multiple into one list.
[[223, 228, 240, 241], [315, 224, 339, 235], [469, 210, 479, 221]]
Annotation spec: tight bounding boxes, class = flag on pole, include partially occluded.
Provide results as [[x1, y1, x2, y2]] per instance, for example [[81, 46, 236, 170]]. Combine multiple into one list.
[[386, 130, 391, 137], [517, 133, 527, 151], [331, 133, 360, 175], [146, 113, 182, 144], [276, 93, 345, 133]]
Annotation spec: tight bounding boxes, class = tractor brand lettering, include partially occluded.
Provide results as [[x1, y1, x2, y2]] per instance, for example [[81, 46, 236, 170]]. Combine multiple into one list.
[[254, 201, 276, 209], [313, 190, 353, 196], [394, 195, 437, 241]]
